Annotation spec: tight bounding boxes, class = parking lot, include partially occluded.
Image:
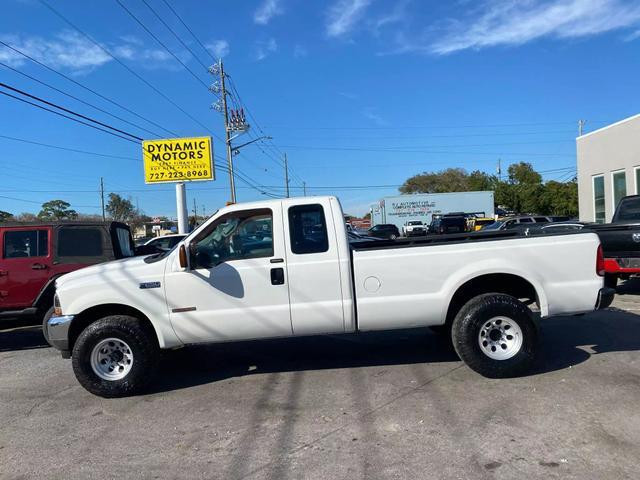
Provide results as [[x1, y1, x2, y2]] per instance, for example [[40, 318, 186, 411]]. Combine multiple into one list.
[[1, 284, 639, 480]]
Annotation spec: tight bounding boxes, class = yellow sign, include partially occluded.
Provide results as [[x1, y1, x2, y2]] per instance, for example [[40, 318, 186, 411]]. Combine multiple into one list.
[[142, 136, 214, 184]]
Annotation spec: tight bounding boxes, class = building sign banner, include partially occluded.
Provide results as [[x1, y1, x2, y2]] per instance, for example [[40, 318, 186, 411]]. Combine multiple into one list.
[[143, 136, 214, 184]]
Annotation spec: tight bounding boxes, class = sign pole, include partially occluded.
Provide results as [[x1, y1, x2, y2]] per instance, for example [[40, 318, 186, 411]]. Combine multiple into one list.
[[176, 182, 188, 234]]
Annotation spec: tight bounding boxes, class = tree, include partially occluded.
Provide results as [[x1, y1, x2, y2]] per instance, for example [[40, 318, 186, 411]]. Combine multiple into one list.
[[0, 210, 13, 222], [14, 212, 39, 222], [507, 162, 542, 185], [400, 168, 486, 194], [38, 200, 78, 220], [106, 193, 136, 222], [399, 162, 578, 216]]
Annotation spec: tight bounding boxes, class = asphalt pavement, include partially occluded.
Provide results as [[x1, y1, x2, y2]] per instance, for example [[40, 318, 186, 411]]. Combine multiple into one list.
[[2, 282, 640, 479]]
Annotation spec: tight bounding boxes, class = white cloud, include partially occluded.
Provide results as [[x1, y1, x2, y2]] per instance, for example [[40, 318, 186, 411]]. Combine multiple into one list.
[[326, 0, 372, 37], [0, 31, 181, 74], [254, 0, 283, 25], [254, 38, 278, 61], [293, 44, 308, 58], [362, 107, 388, 126], [0, 31, 111, 72], [429, 0, 640, 55], [624, 28, 640, 41], [206, 39, 230, 58]]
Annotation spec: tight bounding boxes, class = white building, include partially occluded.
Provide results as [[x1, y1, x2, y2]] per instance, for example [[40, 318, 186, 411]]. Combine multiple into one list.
[[577, 114, 640, 223]]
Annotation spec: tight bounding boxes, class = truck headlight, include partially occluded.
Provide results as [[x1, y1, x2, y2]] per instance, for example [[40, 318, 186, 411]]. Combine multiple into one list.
[[53, 293, 62, 316]]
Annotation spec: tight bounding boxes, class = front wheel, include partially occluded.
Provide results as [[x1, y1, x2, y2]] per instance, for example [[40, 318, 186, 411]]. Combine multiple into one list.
[[451, 293, 538, 378], [71, 315, 159, 398]]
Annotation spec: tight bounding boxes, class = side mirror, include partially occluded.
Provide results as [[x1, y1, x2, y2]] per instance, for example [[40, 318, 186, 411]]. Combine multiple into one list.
[[178, 244, 188, 269]]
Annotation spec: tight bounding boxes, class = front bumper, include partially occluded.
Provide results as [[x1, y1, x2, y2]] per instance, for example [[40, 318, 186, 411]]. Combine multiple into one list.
[[47, 315, 74, 356], [595, 287, 615, 310]]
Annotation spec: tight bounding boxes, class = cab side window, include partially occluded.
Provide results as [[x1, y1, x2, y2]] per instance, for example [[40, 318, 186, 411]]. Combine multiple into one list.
[[3, 230, 48, 259], [288, 204, 329, 254], [193, 209, 273, 268]]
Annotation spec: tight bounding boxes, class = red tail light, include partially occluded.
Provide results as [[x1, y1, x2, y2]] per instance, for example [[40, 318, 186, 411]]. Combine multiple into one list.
[[596, 244, 605, 276]]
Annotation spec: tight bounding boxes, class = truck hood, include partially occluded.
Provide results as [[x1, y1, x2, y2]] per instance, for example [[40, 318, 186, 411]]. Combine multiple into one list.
[[55, 254, 166, 291]]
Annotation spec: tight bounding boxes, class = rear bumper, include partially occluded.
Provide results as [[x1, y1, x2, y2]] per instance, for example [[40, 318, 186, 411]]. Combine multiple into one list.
[[595, 287, 615, 310], [604, 257, 640, 274], [47, 315, 74, 355]]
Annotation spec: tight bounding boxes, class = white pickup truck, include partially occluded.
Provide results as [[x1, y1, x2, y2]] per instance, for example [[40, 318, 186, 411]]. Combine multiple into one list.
[[47, 196, 614, 397]]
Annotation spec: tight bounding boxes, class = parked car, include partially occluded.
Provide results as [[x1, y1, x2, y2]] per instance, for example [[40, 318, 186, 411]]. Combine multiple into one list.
[[367, 223, 400, 240], [143, 234, 187, 251], [402, 220, 427, 237], [0, 221, 135, 336], [471, 217, 496, 231], [46, 196, 612, 397], [347, 231, 380, 242], [481, 215, 553, 231], [428, 214, 467, 234]]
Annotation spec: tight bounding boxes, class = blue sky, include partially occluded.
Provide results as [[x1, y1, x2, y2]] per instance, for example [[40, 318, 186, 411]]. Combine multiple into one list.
[[1, 0, 639, 217]]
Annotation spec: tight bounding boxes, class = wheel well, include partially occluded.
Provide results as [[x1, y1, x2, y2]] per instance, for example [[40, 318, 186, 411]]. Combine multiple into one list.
[[68, 304, 156, 352], [446, 274, 538, 325]]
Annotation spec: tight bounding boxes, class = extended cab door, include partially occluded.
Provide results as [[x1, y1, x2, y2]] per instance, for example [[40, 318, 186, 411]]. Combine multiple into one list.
[[164, 206, 293, 344], [282, 200, 346, 335], [0, 227, 51, 309]]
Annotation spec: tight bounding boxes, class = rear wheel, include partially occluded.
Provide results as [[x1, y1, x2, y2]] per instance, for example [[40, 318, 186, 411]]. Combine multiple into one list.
[[452, 293, 537, 378], [389, 234, 397, 240], [71, 315, 159, 398]]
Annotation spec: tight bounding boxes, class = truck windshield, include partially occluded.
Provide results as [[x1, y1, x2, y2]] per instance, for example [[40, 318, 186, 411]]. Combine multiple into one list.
[[614, 197, 640, 222]]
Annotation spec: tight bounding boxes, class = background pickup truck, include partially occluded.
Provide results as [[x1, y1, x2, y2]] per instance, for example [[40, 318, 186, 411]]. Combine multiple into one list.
[[590, 195, 640, 287], [47, 196, 613, 397], [0, 221, 135, 334]]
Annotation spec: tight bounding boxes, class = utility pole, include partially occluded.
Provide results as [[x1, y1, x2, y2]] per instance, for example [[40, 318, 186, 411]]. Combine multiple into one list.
[[497, 159, 502, 182], [219, 60, 236, 203], [284, 153, 290, 198], [578, 119, 586, 137], [100, 177, 105, 221], [303, 181, 307, 197], [176, 183, 188, 234]]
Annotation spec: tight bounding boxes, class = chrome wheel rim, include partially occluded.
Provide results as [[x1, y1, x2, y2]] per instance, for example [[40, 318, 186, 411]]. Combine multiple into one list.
[[478, 316, 523, 360], [90, 338, 134, 381]]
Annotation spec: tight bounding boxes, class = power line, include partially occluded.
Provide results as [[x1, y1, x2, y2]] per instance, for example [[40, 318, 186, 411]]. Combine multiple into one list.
[[37, 0, 221, 141], [139, 0, 209, 71], [114, 0, 210, 90], [262, 121, 613, 130], [0, 39, 176, 137], [0, 62, 164, 138], [0, 90, 140, 144], [1, 82, 143, 141], [270, 144, 576, 157], [160, 0, 216, 62]]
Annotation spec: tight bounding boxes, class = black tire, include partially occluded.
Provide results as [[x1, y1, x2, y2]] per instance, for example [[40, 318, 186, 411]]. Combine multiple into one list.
[[451, 293, 537, 378], [604, 274, 618, 289], [71, 315, 159, 398], [389, 234, 397, 240], [41, 306, 55, 346]]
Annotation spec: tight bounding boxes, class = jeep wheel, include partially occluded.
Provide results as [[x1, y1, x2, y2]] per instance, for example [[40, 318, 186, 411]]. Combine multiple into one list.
[[452, 293, 538, 378], [41, 306, 55, 346], [71, 315, 159, 398]]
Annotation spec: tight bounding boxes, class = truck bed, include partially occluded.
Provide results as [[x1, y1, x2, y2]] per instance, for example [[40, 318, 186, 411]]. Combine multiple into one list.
[[350, 230, 602, 331]]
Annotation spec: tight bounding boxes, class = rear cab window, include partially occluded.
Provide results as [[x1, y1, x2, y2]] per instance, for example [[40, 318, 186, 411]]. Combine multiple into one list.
[[288, 204, 329, 254], [2, 229, 49, 259]]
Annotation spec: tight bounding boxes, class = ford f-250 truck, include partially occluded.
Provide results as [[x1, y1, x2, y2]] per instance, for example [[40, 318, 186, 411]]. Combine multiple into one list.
[[47, 196, 614, 397]]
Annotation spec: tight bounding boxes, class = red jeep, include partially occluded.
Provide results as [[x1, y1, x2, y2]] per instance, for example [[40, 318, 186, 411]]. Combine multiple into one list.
[[0, 222, 135, 332]]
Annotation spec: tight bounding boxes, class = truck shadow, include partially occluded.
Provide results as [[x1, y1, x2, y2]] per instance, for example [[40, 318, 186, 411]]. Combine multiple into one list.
[[0, 325, 49, 352], [148, 307, 640, 394]]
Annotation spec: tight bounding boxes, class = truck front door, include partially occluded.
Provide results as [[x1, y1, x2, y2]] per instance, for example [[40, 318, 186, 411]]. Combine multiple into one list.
[[164, 207, 293, 343]]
